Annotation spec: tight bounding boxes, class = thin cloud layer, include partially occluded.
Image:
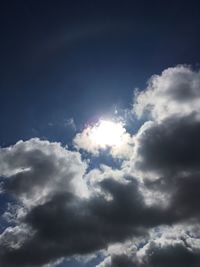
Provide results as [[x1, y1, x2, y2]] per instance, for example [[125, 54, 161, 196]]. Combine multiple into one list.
[[0, 65, 200, 266]]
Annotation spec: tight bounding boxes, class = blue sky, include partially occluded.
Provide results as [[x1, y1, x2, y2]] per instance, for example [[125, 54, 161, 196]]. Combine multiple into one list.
[[1, 0, 200, 147]]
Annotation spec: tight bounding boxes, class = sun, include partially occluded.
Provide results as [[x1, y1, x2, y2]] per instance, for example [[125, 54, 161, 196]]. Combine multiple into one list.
[[90, 120, 125, 148]]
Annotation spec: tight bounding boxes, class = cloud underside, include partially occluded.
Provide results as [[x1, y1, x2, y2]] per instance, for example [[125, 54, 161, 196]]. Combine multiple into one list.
[[1, 65, 200, 266]]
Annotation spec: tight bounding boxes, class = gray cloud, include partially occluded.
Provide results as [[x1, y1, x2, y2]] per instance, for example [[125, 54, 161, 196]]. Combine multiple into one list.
[[0, 138, 88, 206], [97, 254, 138, 267], [133, 114, 200, 177], [97, 228, 200, 267], [1, 65, 200, 267], [140, 242, 200, 267], [0, 175, 174, 267]]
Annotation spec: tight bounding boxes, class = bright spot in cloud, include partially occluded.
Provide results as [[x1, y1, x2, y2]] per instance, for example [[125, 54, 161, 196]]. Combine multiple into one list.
[[90, 120, 125, 148], [73, 118, 134, 158]]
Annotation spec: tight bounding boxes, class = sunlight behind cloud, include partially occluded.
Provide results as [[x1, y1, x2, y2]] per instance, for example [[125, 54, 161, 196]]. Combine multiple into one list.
[[73, 118, 134, 158], [90, 120, 125, 148]]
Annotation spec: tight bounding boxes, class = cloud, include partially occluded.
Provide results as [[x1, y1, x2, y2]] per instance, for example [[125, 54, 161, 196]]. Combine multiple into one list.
[[133, 65, 200, 121], [0, 138, 88, 207], [0, 139, 181, 266], [1, 65, 200, 267], [130, 114, 200, 178], [73, 121, 134, 159], [97, 254, 138, 267], [136, 223, 200, 267], [73, 125, 100, 155], [139, 242, 200, 267], [0, 172, 170, 266], [97, 224, 200, 267]]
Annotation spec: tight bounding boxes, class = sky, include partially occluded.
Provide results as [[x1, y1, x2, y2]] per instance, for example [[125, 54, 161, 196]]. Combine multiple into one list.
[[1, 0, 200, 266]]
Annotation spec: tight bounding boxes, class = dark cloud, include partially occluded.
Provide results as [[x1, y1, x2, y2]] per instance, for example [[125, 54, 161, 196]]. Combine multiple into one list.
[[144, 172, 200, 222], [1, 170, 196, 266], [98, 241, 200, 267], [170, 173, 200, 220], [134, 114, 200, 176], [99, 242, 200, 267], [90, 178, 175, 227], [134, 114, 200, 222], [0, 177, 173, 267], [142, 243, 200, 267], [99, 254, 138, 267]]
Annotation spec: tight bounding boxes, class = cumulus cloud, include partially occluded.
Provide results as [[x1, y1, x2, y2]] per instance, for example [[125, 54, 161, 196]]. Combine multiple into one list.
[[0, 138, 88, 207], [0, 138, 181, 267], [129, 114, 200, 179], [1, 65, 200, 267], [73, 120, 134, 159], [97, 225, 200, 267], [0, 170, 173, 266], [133, 65, 200, 121]]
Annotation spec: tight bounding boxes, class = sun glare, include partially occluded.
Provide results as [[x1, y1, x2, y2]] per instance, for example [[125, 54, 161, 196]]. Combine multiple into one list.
[[90, 120, 125, 148]]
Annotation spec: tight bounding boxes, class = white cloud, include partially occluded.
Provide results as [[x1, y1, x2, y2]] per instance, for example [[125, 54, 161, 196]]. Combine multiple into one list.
[[133, 65, 200, 121], [0, 138, 88, 207], [0, 225, 34, 249], [73, 120, 134, 159]]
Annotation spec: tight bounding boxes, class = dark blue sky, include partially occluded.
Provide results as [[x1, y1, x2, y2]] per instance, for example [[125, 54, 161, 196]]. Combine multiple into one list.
[[1, 0, 200, 147]]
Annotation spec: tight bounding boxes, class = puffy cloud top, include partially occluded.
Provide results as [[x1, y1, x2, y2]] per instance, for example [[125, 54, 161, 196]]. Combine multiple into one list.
[[0, 138, 88, 206], [134, 66, 200, 121]]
